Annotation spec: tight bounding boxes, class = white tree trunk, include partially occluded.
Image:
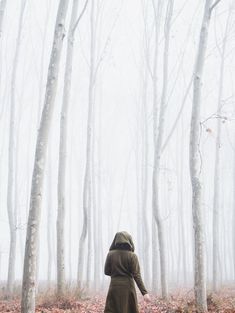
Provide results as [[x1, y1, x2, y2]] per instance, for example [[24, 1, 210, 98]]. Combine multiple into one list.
[[77, 0, 95, 289], [35, 6, 51, 294], [212, 12, 229, 292], [92, 115, 98, 290], [57, 0, 82, 297], [178, 121, 187, 285], [141, 63, 150, 287], [96, 88, 103, 290], [21, 1, 69, 312], [189, 1, 218, 311], [152, 0, 173, 299], [152, 218, 158, 292], [151, 0, 162, 293], [86, 0, 95, 289], [7, 0, 26, 297]]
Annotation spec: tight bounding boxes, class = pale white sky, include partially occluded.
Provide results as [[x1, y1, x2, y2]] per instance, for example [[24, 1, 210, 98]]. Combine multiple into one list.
[[0, 0, 234, 288]]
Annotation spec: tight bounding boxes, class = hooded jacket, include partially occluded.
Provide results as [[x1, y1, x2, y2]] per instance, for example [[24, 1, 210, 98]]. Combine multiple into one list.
[[104, 232, 148, 312]]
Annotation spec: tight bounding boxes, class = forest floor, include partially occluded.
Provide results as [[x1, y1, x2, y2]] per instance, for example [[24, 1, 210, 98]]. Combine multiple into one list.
[[0, 288, 235, 312]]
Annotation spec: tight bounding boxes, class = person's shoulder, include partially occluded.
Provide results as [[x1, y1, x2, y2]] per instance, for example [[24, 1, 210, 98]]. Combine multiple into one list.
[[108, 250, 119, 256], [130, 252, 139, 261], [131, 252, 138, 257]]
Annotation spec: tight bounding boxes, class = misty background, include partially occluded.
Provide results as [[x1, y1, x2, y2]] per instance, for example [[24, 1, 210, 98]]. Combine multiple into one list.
[[0, 0, 235, 293]]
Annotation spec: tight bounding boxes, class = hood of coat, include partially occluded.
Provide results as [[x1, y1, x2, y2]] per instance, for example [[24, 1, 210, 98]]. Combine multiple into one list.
[[109, 231, 135, 252]]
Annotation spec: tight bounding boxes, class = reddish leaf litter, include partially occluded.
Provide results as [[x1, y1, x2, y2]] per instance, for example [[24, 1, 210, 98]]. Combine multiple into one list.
[[0, 289, 235, 312]]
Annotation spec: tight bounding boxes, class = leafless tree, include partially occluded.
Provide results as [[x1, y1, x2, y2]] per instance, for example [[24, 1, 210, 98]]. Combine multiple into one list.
[[21, 1, 70, 311], [57, 0, 88, 296], [189, 0, 221, 311]]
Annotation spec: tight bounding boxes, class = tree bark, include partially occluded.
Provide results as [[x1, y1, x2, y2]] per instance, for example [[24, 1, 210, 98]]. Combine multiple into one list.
[[77, 0, 95, 289], [189, 0, 216, 311], [21, 1, 69, 312], [57, 0, 81, 297], [152, 0, 173, 299], [141, 60, 150, 287], [151, 0, 162, 293]]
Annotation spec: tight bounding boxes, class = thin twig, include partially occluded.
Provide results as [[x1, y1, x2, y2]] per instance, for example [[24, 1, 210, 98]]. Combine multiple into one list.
[[72, 0, 89, 34], [161, 75, 193, 152], [210, 0, 222, 13]]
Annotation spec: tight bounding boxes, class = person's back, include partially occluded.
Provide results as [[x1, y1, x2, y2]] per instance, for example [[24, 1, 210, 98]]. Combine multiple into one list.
[[105, 249, 133, 278], [104, 231, 150, 313]]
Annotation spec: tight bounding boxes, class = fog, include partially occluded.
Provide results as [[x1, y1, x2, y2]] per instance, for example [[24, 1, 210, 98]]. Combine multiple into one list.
[[0, 0, 235, 311]]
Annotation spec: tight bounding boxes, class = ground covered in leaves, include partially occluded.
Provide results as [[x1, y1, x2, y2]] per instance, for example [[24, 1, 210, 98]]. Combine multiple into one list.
[[1, 288, 235, 312]]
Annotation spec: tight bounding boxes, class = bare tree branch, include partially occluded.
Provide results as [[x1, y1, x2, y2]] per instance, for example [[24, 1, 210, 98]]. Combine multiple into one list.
[[210, 0, 222, 13], [72, 0, 89, 34], [162, 75, 193, 152]]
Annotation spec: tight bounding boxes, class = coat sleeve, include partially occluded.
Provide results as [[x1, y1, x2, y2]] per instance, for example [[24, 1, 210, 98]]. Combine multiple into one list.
[[104, 253, 111, 276], [130, 253, 148, 295]]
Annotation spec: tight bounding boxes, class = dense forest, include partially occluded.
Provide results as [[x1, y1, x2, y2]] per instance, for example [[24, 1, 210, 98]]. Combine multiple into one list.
[[0, 0, 235, 312]]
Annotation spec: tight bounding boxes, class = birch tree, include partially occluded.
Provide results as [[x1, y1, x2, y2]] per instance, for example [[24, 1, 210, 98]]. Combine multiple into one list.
[[7, 0, 26, 297], [57, 0, 88, 297], [86, 0, 95, 289], [77, 0, 97, 289], [189, 0, 221, 311], [140, 0, 151, 288], [212, 11, 230, 292], [151, 0, 162, 293], [21, 1, 70, 311], [152, 0, 174, 299], [77, 0, 94, 288]]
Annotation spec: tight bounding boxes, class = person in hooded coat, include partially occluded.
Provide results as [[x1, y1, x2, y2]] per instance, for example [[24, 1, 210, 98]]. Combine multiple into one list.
[[104, 231, 150, 313]]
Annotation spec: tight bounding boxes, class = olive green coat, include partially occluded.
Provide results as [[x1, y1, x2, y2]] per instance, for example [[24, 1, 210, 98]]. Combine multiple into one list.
[[104, 232, 147, 313]]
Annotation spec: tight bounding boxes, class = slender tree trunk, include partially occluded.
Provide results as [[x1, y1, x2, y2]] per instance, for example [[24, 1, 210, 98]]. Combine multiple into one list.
[[77, 0, 95, 289], [136, 123, 143, 266], [86, 0, 95, 289], [92, 113, 98, 290], [57, 0, 81, 297], [37, 0, 51, 123], [152, 0, 173, 299], [212, 12, 230, 292], [21, 1, 70, 312], [141, 0, 151, 290], [7, 0, 26, 297], [180, 119, 187, 285], [151, 0, 162, 293], [189, 1, 219, 311], [97, 82, 104, 290], [152, 221, 158, 292], [35, 4, 51, 294], [141, 64, 150, 287]]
